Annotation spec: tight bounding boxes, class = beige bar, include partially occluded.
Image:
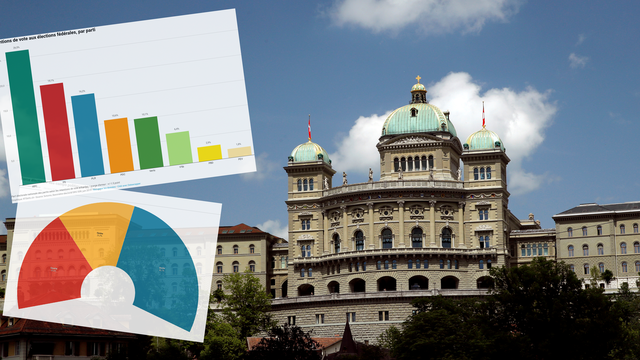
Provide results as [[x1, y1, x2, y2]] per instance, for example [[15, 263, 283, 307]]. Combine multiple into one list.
[[227, 146, 252, 158]]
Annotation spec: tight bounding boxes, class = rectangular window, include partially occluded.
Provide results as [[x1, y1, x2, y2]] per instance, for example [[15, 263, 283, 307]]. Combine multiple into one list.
[[288, 316, 296, 325], [88, 342, 106, 356], [14, 341, 19, 356], [521, 247, 526, 257], [346, 312, 356, 323], [527, 244, 531, 256], [544, 243, 549, 256], [316, 314, 324, 324], [379, 311, 389, 321]]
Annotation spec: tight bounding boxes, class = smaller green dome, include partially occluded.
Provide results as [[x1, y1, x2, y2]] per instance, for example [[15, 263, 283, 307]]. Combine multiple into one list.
[[465, 127, 505, 151], [290, 140, 331, 164], [411, 83, 426, 92]]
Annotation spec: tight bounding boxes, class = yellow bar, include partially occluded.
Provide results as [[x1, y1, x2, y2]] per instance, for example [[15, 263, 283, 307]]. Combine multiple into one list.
[[227, 146, 252, 158], [197, 145, 222, 162]]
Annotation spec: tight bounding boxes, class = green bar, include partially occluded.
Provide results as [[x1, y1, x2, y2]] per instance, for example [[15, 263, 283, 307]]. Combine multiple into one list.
[[166, 131, 193, 165], [134, 116, 164, 169], [6, 50, 46, 184]]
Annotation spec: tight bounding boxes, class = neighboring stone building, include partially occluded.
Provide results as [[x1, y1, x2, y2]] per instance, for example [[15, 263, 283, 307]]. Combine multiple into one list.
[[270, 78, 527, 342], [553, 202, 640, 289], [509, 213, 556, 267], [213, 223, 286, 296]]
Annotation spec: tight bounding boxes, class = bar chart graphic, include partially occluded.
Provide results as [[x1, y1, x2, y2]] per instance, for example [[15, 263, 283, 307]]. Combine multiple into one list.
[[0, 10, 256, 202]]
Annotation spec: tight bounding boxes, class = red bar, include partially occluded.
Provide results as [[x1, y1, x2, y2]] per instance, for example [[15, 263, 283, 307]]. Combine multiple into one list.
[[41, 83, 75, 181]]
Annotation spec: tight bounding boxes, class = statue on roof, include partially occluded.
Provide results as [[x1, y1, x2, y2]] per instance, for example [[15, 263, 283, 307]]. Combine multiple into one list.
[[343, 172, 348, 185], [369, 168, 373, 182], [324, 177, 329, 189]]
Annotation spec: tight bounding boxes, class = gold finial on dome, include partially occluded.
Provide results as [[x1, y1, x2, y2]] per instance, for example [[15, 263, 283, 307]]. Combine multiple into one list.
[[416, 75, 421, 83]]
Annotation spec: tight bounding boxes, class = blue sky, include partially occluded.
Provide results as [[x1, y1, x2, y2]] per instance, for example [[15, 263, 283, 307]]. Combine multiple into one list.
[[1, 0, 639, 237]]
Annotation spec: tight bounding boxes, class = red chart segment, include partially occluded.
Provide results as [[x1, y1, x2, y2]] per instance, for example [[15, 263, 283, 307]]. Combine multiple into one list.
[[18, 218, 94, 308]]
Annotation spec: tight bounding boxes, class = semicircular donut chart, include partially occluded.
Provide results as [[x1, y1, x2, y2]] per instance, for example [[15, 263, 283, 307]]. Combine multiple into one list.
[[17, 202, 198, 331]]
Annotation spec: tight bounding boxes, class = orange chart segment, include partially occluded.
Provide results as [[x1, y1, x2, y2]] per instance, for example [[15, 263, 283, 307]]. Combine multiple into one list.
[[59, 202, 134, 269], [18, 218, 94, 309]]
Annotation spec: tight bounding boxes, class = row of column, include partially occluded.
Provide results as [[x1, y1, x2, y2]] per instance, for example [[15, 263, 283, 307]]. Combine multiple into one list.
[[321, 201, 466, 253]]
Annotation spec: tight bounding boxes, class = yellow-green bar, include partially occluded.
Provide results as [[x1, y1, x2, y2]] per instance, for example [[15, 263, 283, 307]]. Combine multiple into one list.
[[227, 146, 252, 158], [166, 131, 193, 165], [197, 145, 222, 162]]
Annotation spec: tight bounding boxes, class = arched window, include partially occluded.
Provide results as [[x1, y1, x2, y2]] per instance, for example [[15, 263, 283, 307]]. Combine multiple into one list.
[[377, 261, 382, 270], [407, 156, 413, 171], [486, 167, 491, 179], [172, 282, 177, 293], [597, 244, 604, 255], [421, 156, 427, 170], [233, 245, 239, 254], [363, 261, 367, 271], [309, 178, 314, 190], [382, 229, 393, 249], [216, 281, 222, 290], [356, 262, 360, 271], [621, 224, 626, 234], [568, 227, 573, 237], [401, 157, 406, 171], [447, 260, 451, 269], [487, 260, 492, 269], [439, 259, 444, 269], [172, 263, 178, 275], [408, 259, 413, 269], [635, 242, 640, 254], [428, 155, 434, 169], [454, 260, 459, 269], [412, 228, 423, 248], [249, 261, 256, 272], [583, 245, 589, 256], [1, 270, 5, 281], [392, 260, 397, 269], [636, 261, 640, 273], [172, 247, 178, 257], [196, 263, 202, 275], [570, 264, 575, 272], [306, 245, 311, 258], [621, 242, 627, 254], [599, 263, 605, 273], [474, 168, 479, 180], [521, 245, 526, 257], [584, 264, 590, 275], [568, 245, 574, 257], [297, 179, 302, 191], [597, 226, 602, 235], [479, 260, 484, 269], [303, 179, 308, 191], [300, 268, 305, 277], [414, 156, 420, 170], [197, 247, 202, 256], [622, 262, 628, 273], [333, 234, 341, 253], [480, 167, 485, 180], [582, 227, 588, 236], [300, 245, 305, 258], [355, 231, 364, 251], [481, 236, 490, 248], [635, 224, 639, 233], [394, 158, 399, 172], [384, 260, 389, 270], [232, 262, 239, 273], [1, 254, 6, 263], [416, 259, 421, 269], [249, 245, 255, 254], [308, 268, 312, 277], [217, 246, 222, 255], [442, 228, 452, 248]]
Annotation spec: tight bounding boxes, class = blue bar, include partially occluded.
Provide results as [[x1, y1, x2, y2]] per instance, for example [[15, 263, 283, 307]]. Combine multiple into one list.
[[71, 94, 105, 177]]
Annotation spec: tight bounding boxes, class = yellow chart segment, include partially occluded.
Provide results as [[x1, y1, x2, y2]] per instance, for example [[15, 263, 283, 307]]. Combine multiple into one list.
[[227, 146, 252, 158], [198, 145, 222, 162], [58, 203, 135, 269]]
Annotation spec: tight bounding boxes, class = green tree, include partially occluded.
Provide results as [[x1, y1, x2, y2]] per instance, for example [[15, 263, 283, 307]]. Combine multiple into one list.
[[220, 270, 276, 339], [199, 314, 246, 360], [245, 323, 320, 360]]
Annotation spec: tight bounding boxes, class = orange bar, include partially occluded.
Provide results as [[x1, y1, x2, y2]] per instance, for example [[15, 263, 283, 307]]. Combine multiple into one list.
[[104, 118, 134, 173]]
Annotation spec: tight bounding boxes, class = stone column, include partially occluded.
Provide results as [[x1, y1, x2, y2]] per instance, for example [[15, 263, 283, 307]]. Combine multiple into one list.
[[429, 200, 436, 247], [322, 210, 329, 254], [367, 202, 375, 249], [397, 200, 405, 247], [458, 201, 465, 248], [341, 205, 349, 251]]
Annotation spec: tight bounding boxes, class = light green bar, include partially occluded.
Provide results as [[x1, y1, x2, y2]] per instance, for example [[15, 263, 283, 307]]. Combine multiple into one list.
[[166, 131, 193, 165]]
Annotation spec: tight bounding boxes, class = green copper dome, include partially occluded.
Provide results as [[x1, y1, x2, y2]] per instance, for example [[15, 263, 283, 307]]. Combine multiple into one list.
[[465, 127, 505, 151], [290, 140, 331, 164], [381, 103, 457, 137], [411, 83, 426, 91]]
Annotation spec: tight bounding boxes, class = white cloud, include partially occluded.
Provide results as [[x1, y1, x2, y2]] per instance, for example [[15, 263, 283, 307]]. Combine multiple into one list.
[[0, 168, 9, 198], [569, 53, 588, 68], [328, 0, 522, 35], [256, 219, 289, 241], [241, 152, 278, 181], [331, 72, 558, 196], [576, 33, 586, 45]]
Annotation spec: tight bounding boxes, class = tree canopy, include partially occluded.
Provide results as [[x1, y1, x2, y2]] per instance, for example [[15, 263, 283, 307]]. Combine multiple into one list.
[[245, 323, 321, 360]]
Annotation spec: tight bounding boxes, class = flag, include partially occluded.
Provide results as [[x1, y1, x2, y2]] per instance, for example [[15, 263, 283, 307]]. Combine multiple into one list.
[[482, 101, 485, 128], [308, 114, 311, 140]]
